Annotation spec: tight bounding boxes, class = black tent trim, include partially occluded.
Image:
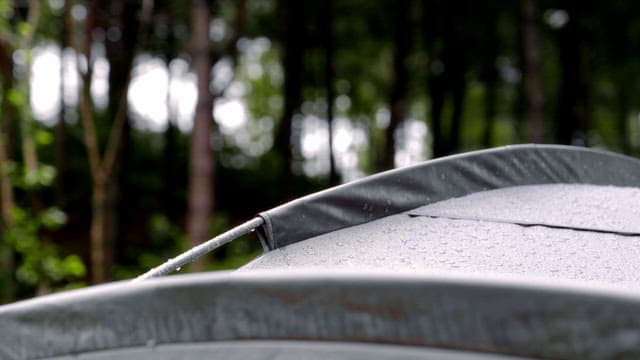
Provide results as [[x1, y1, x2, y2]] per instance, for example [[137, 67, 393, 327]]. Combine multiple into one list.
[[258, 145, 640, 250]]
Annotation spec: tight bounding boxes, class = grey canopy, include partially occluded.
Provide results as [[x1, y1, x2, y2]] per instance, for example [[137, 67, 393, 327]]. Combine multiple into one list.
[[257, 144, 640, 249], [3, 144, 640, 360]]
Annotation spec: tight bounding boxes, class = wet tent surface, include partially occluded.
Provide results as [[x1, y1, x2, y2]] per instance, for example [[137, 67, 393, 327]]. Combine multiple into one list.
[[49, 341, 523, 360], [243, 184, 640, 288], [6, 146, 640, 360], [410, 184, 640, 234]]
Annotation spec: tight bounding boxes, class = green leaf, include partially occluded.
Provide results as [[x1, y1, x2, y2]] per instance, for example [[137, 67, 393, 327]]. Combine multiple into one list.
[[17, 22, 30, 38], [23, 169, 39, 187], [38, 165, 57, 186], [35, 130, 54, 146], [62, 255, 86, 277], [7, 88, 25, 107], [40, 207, 67, 229]]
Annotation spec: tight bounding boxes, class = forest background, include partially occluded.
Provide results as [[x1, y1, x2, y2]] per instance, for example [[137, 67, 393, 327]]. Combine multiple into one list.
[[0, 0, 638, 302]]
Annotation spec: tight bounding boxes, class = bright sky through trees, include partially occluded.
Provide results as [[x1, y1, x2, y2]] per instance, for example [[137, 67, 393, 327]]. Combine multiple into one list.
[[29, 39, 427, 180]]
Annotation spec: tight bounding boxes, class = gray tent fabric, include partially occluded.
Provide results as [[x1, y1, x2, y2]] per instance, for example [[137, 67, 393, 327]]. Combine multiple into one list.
[[244, 184, 640, 288], [409, 184, 640, 235], [257, 145, 640, 250], [49, 341, 524, 360], [5, 271, 640, 359]]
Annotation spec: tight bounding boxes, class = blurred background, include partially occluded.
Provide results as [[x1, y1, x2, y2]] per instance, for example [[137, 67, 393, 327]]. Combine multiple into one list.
[[0, 0, 639, 302]]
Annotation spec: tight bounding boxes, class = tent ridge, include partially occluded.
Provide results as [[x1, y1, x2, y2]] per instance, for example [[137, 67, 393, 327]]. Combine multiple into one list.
[[413, 214, 640, 238], [257, 145, 640, 250]]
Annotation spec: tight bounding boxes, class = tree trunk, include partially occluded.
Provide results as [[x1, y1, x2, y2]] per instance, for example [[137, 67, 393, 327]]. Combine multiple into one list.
[[187, 0, 215, 272], [428, 72, 446, 158], [0, 37, 15, 230], [323, 0, 338, 185], [423, 0, 448, 158], [482, 70, 497, 148], [0, 27, 16, 304], [275, 0, 303, 196], [556, 1, 589, 145], [480, 11, 498, 148], [616, 74, 632, 154], [90, 178, 109, 283], [19, 0, 40, 175], [76, 0, 152, 283], [443, 1, 467, 155], [0, 130, 15, 302], [380, 1, 411, 170], [448, 71, 466, 153], [55, 0, 72, 208], [521, 0, 544, 143], [103, 0, 138, 276]]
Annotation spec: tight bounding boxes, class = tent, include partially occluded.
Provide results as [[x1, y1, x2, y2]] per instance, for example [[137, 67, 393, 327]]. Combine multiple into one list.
[[3, 144, 640, 359]]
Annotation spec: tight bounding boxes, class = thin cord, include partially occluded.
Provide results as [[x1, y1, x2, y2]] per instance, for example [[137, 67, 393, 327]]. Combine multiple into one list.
[[134, 217, 265, 281]]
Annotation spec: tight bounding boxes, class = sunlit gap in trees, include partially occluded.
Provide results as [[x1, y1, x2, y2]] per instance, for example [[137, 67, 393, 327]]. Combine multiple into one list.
[[29, 38, 428, 182]]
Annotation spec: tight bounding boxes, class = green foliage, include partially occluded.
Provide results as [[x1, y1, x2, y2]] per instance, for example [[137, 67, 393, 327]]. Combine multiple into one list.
[[16, 21, 31, 38], [7, 88, 26, 108], [0, 0, 13, 34], [4, 206, 85, 287], [112, 213, 189, 280], [8, 162, 57, 189]]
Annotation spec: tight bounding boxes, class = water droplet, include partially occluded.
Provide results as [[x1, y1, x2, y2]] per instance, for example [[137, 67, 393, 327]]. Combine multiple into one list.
[[176, 266, 181, 271]]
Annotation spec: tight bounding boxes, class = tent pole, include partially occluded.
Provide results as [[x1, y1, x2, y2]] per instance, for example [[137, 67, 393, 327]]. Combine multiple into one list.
[[134, 217, 265, 281]]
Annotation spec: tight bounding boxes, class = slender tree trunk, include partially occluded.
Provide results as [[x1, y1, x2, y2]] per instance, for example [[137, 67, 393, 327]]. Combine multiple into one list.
[[20, 0, 40, 174], [323, 0, 338, 184], [428, 73, 446, 157], [0, 140, 12, 228], [0, 37, 15, 228], [381, 1, 411, 170], [76, 0, 152, 283], [0, 26, 16, 304], [90, 179, 107, 283], [448, 72, 466, 152], [616, 74, 632, 154], [56, 0, 72, 207], [275, 0, 303, 196], [187, 0, 215, 271], [480, 12, 498, 148], [423, 0, 447, 158], [521, 0, 544, 143], [160, 4, 179, 219], [482, 72, 497, 147], [55, 72, 67, 206], [163, 120, 178, 216], [0, 130, 15, 303], [555, 1, 588, 145], [443, 1, 467, 155], [104, 0, 139, 277]]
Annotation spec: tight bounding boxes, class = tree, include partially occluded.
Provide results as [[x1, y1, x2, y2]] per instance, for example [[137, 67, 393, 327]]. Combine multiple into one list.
[[186, 0, 215, 272], [76, 0, 153, 283], [55, 0, 72, 208], [274, 0, 304, 195], [323, 0, 338, 184], [423, 0, 468, 157], [521, 0, 544, 142], [480, 7, 499, 148], [380, 0, 411, 170], [555, 1, 589, 145]]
